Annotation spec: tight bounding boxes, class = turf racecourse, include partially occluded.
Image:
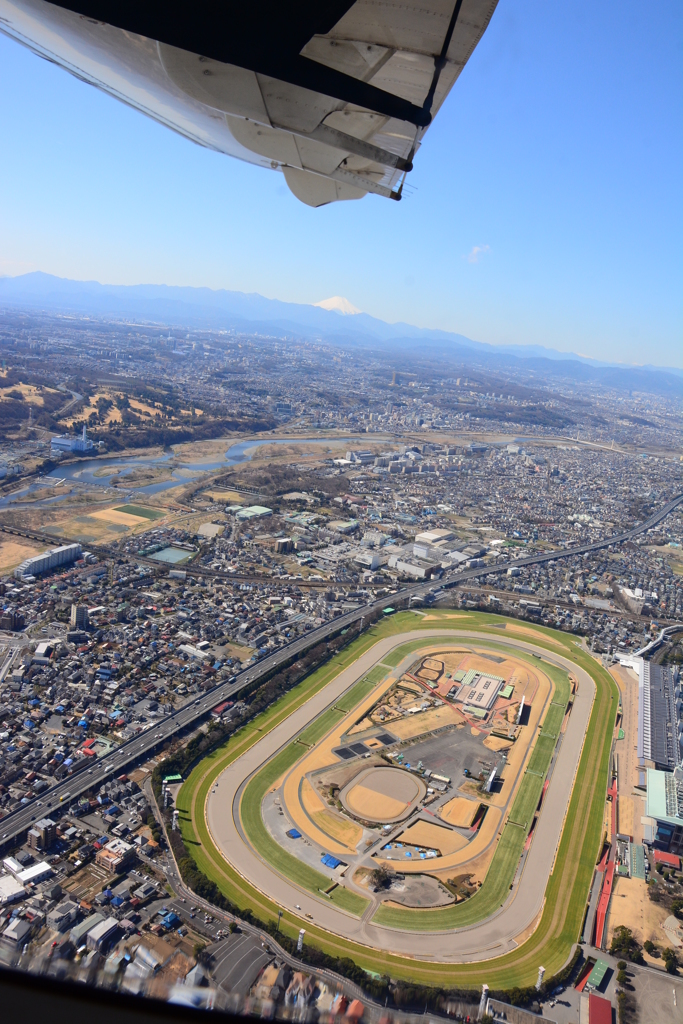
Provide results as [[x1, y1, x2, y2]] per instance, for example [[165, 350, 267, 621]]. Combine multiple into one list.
[[241, 634, 571, 930], [177, 611, 617, 989]]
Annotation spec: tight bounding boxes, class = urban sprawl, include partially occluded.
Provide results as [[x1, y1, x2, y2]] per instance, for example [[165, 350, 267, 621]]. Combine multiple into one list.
[[0, 309, 681, 1023]]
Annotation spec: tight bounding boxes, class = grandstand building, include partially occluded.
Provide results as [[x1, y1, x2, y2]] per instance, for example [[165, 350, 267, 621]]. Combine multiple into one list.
[[635, 659, 683, 854], [644, 766, 683, 855], [637, 660, 680, 772]]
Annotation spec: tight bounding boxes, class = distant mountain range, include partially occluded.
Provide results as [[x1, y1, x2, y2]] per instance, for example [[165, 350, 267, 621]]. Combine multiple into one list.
[[0, 272, 680, 396]]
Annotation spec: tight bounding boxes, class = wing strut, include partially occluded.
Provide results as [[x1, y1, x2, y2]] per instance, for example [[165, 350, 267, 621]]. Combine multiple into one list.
[[421, 0, 465, 120], [273, 122, 412, 172]]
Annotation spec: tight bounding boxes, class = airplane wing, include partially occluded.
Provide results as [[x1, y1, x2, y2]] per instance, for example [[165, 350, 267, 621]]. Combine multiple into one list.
[[0, 0, 498, 206]]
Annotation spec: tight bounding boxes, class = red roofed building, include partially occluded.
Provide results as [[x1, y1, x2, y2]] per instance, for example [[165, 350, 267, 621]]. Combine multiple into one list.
[[588, 992, 613, 1024], [211, 701, 233, 719], [654, 849, 681, 870]]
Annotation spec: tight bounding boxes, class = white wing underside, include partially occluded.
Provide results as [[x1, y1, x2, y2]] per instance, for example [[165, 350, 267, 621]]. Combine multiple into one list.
[[0, 0, 498, 205]]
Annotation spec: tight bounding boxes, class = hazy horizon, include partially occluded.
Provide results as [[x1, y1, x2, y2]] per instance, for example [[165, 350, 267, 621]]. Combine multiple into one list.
[[2, 268, 682, 372], [0, 1, 681, 368]]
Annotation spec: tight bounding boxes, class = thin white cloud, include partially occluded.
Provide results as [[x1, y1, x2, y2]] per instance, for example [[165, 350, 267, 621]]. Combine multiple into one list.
[[465, 244, 491, 264]]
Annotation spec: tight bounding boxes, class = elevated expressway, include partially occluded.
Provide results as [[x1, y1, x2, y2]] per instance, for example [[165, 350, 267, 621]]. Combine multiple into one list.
[[205, 628, 597, 962], [0, 491, 678, 850]]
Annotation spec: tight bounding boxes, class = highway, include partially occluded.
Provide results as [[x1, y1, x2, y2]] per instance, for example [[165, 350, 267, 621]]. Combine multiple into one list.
[[634, 622, 683, 658], [0, 490, 680, 849]]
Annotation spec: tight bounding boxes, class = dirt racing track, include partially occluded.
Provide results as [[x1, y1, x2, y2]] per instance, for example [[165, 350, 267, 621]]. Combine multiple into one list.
[[204, 628, 597, 963]]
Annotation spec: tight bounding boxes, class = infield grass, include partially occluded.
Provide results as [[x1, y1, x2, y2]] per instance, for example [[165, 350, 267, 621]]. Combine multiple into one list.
[[373, 823, 527, 930], [380, 635, 462, 667], [335, 672, 384, 713], [545, 663, 572, 706], [536, 701, 566, 741], [298, 707, 346, 747], [240, 744, 369, 915], [507, 755, 550, 829]]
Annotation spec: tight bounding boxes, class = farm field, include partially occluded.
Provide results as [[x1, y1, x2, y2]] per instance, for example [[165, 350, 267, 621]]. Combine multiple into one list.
[[0, 535, 46, 573]]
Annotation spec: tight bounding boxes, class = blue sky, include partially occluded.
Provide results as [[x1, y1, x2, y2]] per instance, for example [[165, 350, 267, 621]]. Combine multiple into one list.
[[0, 1, 681, 367]]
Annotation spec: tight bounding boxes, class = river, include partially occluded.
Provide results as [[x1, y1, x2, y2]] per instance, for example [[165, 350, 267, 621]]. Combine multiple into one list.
[[0, 436, 352, 509]]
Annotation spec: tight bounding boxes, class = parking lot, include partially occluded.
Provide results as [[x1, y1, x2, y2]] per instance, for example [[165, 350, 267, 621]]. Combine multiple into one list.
[[398, 725, 495, 785], [165, 896, 274, 996], [208, 934, 274, 996]]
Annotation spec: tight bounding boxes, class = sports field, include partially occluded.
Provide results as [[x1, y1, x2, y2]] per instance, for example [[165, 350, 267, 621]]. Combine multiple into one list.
[[114, 504, 165, 519], [177, 610, 616, 987]]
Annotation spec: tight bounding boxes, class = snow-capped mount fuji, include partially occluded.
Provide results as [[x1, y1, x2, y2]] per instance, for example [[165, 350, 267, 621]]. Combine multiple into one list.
[[313, 296, 361, 315]]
